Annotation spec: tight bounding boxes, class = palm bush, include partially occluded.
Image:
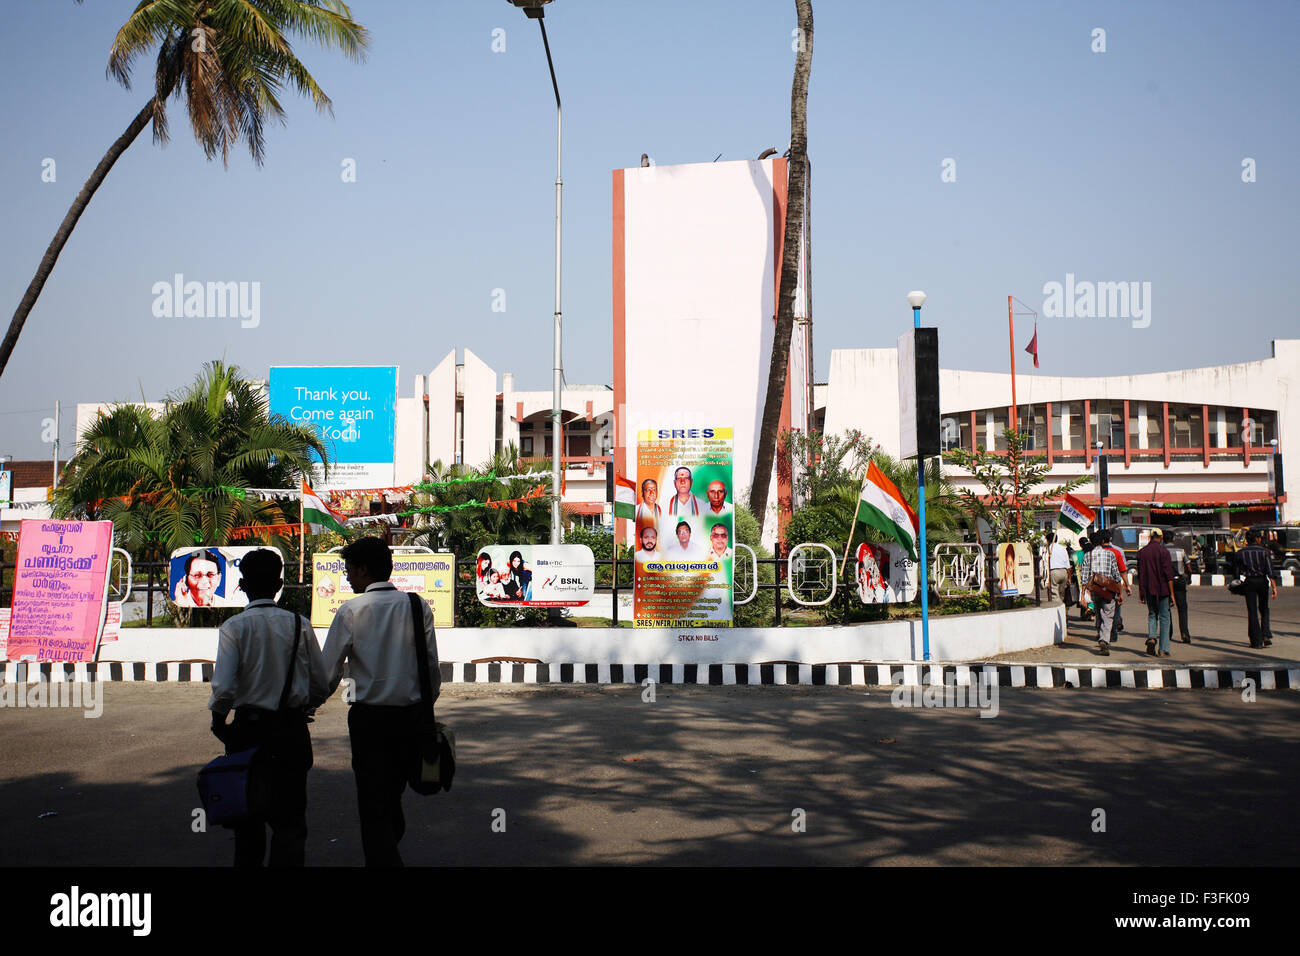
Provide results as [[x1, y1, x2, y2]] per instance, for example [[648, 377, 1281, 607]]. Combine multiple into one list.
[[53, 360, 327, 552]]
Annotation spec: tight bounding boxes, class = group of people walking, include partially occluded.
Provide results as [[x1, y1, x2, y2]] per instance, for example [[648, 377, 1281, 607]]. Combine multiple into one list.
[[1056, 526, 1281, 655], [207, 537, 440, 867]]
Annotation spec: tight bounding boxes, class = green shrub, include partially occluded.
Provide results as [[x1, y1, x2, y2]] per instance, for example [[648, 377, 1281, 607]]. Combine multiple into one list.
[[734, 503, 776, 627]]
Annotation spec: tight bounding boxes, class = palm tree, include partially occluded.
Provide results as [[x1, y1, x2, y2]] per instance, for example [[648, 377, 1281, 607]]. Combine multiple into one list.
[[749, 0, 813, 530], [405, 443, 552, 557], [53, 360, 328, 551], [0, 0, 369, 379]]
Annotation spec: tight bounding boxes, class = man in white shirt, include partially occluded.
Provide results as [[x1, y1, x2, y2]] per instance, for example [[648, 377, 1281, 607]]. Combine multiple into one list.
[[1047, 531, 1072, 604], [668, 467, 704, 516], [636, 525, 661, 565], [321, 537, 441, 867], [705, 522, 733, 565], [705, 480, 732, 518], [664, 520, 704, 560], [209, 549, 327, 867]]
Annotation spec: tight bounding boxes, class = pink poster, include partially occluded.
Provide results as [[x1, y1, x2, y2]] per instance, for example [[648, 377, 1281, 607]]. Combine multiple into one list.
[[6, 520, 114, 663]]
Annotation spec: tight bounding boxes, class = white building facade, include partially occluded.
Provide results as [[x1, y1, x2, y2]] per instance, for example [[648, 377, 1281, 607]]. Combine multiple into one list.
[[822, 339, 1299, 528]]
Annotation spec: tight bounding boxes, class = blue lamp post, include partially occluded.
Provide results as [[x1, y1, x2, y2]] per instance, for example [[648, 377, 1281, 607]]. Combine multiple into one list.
[[907, 290, 931, 661]]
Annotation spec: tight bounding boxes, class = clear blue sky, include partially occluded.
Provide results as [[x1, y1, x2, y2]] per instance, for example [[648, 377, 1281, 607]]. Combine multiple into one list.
[[1, 0, 1297, 459]]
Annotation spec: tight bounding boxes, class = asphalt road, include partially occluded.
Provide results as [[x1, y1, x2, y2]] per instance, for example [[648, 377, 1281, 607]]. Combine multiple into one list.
[[2, 681, 1298, 866]]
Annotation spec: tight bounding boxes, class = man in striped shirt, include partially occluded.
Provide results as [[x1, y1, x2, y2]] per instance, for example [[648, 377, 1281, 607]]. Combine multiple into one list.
[[1083, 536, 1122, 655], [1234, 530, 1279, 648]]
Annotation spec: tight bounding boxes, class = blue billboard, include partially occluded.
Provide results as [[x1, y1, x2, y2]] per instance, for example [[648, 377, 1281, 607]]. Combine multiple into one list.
[[268, 366, 398, 487]]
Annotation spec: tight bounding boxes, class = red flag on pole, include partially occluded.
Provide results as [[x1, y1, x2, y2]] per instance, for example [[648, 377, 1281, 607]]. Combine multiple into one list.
[[1025, 323, 1039, 369]]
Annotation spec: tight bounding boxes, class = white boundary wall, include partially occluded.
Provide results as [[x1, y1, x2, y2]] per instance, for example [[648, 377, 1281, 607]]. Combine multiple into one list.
[[92, 604, 1065, 665]]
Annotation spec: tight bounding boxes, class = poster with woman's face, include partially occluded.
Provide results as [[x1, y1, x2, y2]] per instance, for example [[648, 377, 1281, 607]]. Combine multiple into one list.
[[170, 549, 228, 607], [473, 545, 594, 607], [168, 546, 283, 608], [997, 541, 1034, 596]]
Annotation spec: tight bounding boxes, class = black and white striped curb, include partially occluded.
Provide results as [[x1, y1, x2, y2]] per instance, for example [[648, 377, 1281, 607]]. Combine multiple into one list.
[[2, 660, 1297, 690]]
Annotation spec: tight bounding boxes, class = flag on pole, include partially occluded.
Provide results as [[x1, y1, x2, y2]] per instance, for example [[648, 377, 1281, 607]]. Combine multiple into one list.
[[614, 473, 636, 521], [1058, 493, 1096, 534], [1025, 322, 1039, 368], [855, 461, 920, 561], [301, 481, 347, 535]]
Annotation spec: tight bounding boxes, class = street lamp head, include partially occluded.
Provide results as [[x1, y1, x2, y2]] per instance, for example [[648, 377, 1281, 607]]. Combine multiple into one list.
[[1270, 438, 1279, 449], [508, 0, 553, 17], [906, 290, 927, 310], [1096, 441, 1104, 450]]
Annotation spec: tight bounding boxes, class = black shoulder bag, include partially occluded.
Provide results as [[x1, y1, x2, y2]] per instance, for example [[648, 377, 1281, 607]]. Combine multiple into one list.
[[197, 611, 302, 826], [407, 592, 456, 795]]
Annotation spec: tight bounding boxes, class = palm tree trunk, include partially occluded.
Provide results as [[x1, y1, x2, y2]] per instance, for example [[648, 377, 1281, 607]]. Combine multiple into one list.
[[0, 99, 156, 379], [749, 0, 813, 533]]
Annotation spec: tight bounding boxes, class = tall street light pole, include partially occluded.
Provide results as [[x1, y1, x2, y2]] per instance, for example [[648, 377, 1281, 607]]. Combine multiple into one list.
[[1271, 438, 1280, 522], [510, 0, 563, 543], [907, 290, 931, 662], [1096, 441, 1106, 531]]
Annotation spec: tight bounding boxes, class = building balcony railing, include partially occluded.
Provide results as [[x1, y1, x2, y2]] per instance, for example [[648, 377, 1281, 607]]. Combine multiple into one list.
[[518, 456, 607, 475]]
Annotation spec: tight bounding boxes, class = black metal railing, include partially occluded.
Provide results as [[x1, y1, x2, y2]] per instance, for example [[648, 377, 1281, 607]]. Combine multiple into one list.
[[1, 542, 1041, 628]]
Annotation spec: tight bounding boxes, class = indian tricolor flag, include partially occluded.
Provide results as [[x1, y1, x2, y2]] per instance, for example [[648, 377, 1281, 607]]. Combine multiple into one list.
[[855, 461, 920, 561], [614, 473, 636, 521], [1058, 493, 1096, 535], [301, 481, 347, 535]]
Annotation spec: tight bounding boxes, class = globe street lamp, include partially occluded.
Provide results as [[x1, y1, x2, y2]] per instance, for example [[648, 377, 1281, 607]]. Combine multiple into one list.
[[508, 0, 563, 543]]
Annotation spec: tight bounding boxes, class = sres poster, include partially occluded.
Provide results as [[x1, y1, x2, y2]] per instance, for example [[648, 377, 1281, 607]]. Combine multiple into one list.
[[634, 427, 734, 628]]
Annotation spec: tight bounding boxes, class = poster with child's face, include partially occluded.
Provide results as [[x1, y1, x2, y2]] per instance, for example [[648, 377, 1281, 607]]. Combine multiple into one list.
[[473, 545, 594, 607], [996, 541, 1035, 596]]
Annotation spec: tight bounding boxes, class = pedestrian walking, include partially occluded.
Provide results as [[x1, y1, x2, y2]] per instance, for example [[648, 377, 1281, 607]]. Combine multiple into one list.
[[321, 536, 441, 867], [1169, 542, 1193, 643], [1234, 530, 1280, 648], [1075, 537, 1095, 621], [1083, 533, 1123, 655], [208, 549, 328, 867], [1098, 530, 1131, 640], [1047, 532, 1072, 604], [1136, 528, 1177, 657]]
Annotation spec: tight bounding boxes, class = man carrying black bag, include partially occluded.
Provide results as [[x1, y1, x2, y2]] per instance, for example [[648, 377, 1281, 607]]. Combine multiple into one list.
[[321, 537, 441, 867], [209, 549, 328, 867]]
